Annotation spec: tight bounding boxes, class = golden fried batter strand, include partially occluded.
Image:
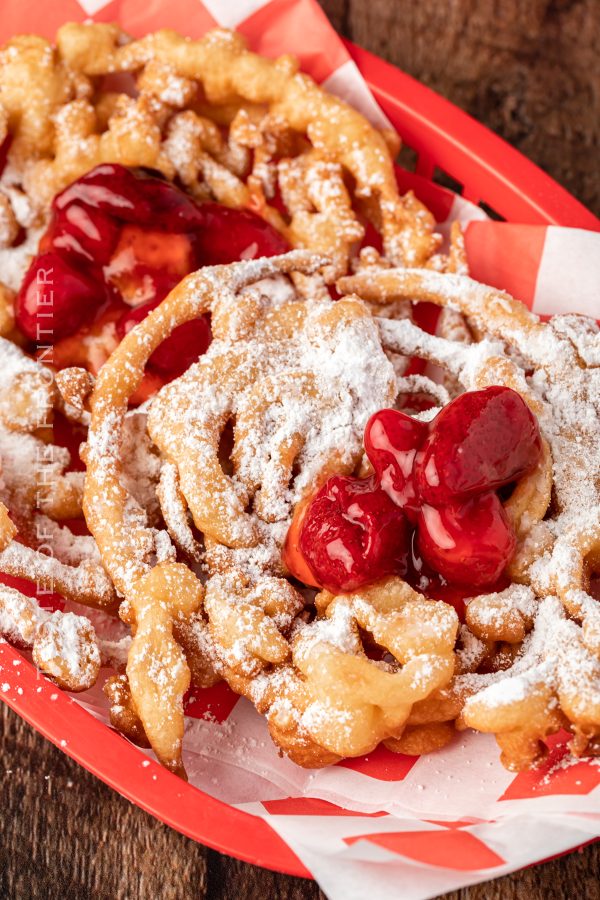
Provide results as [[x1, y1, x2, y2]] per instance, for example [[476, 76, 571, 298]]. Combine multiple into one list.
[[126, 562, 204, 777], [247, 578, 458, 765], [104, 674, 151, 748], [50, 24, 441, 269], [0, 582, 100, 691], [0, 501, 16, 551]]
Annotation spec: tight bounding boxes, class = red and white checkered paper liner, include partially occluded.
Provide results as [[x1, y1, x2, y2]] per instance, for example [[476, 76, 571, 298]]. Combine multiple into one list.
[[4, 1, 600, 896]]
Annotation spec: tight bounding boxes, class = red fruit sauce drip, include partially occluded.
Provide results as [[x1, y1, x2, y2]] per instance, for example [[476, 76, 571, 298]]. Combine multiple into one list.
[[15, 163, 289, 383], [286, 386, 542, 601]]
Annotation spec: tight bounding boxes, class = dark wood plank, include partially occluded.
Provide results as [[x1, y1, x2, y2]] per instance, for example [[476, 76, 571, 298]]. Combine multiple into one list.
[[320, 0, 600, 217]]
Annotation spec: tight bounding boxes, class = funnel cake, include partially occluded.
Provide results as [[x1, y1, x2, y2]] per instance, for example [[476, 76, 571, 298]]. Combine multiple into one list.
[[0, 21, 597, 781], [339, 266, 600, 768]]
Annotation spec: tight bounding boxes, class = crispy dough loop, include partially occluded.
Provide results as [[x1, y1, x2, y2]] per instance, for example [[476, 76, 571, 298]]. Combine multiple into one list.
[[0, 583, 101, 691], [0, 539, 117, 611], [83, 252, 324, 774], [257, 578, 458, 765], [204, 571, 303, 678], [157, 461, 204, 565], [50, 24, 442, 270]]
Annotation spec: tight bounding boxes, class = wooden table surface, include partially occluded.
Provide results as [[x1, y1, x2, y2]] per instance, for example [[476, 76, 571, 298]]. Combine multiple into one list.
[[2, 2, 600, 899]]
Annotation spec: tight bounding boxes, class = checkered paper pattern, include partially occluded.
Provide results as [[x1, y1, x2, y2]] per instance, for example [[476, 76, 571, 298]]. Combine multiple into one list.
[[3, 0, 600, 896]]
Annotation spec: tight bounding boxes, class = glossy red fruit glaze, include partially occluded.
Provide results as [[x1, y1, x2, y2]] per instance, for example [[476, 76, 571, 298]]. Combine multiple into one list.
[[16, 163, 289, 375], [364, 408, 428, 523], [194, 203, 289, 265], [404, 530, 510, 621], [417, 492, 516, 588], [414, 386, 542, 505], [135, 174, 208, 233], [54, 164, 152, 222], [16, 252, 107, 342], [298, 474, 410, 593], [41, 203, 120, 266], [117, 300, 212, 379]]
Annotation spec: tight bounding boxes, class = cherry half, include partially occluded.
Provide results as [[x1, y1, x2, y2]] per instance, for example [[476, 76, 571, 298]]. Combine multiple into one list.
[[17, 251, 110, 343], [364, 408, 428, 523], [417, 492, 516, 588], [414, 386, 541, 505], [289, 475, 410, 594]]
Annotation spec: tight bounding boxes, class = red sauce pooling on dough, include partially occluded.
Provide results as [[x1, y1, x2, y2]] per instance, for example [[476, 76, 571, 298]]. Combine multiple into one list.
[[15, 164, 289, 381], [285, 387, 542, 596]]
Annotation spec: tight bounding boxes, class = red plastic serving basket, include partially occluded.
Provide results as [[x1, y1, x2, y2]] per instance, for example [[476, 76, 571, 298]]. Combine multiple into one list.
[[1, 41, 599, 881]]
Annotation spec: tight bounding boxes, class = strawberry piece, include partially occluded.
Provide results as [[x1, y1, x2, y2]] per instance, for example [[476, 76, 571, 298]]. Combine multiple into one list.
[[296, 474, 409, 593], [414, 386, 542, 505], [417, 492, 516, 588], [15, 252, 107, 343], [364, 408, 428, 522]]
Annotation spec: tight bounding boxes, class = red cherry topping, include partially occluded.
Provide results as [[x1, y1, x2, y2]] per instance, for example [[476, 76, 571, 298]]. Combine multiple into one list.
[[282, 496, 322, 589], [16, 252, 107, 342], [414, 386, 541, 505], [54, 164, 152, 221], [364, 408, 428, 523], [286, 388, 538, 591], [107, 226, 194, 306], [15, 164, 289, 388], [128, 171, 207, 232], [194, 202, 289, 265], [296, 474, 409, 593], [117, 300, 212, 380], [41, 203, 120, 266], [417, 492, 516, 588]]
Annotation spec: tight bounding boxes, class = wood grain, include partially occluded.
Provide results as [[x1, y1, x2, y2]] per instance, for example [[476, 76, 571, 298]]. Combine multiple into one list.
[[2, 2, 600, 899], [321, 0, 600, 217]]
